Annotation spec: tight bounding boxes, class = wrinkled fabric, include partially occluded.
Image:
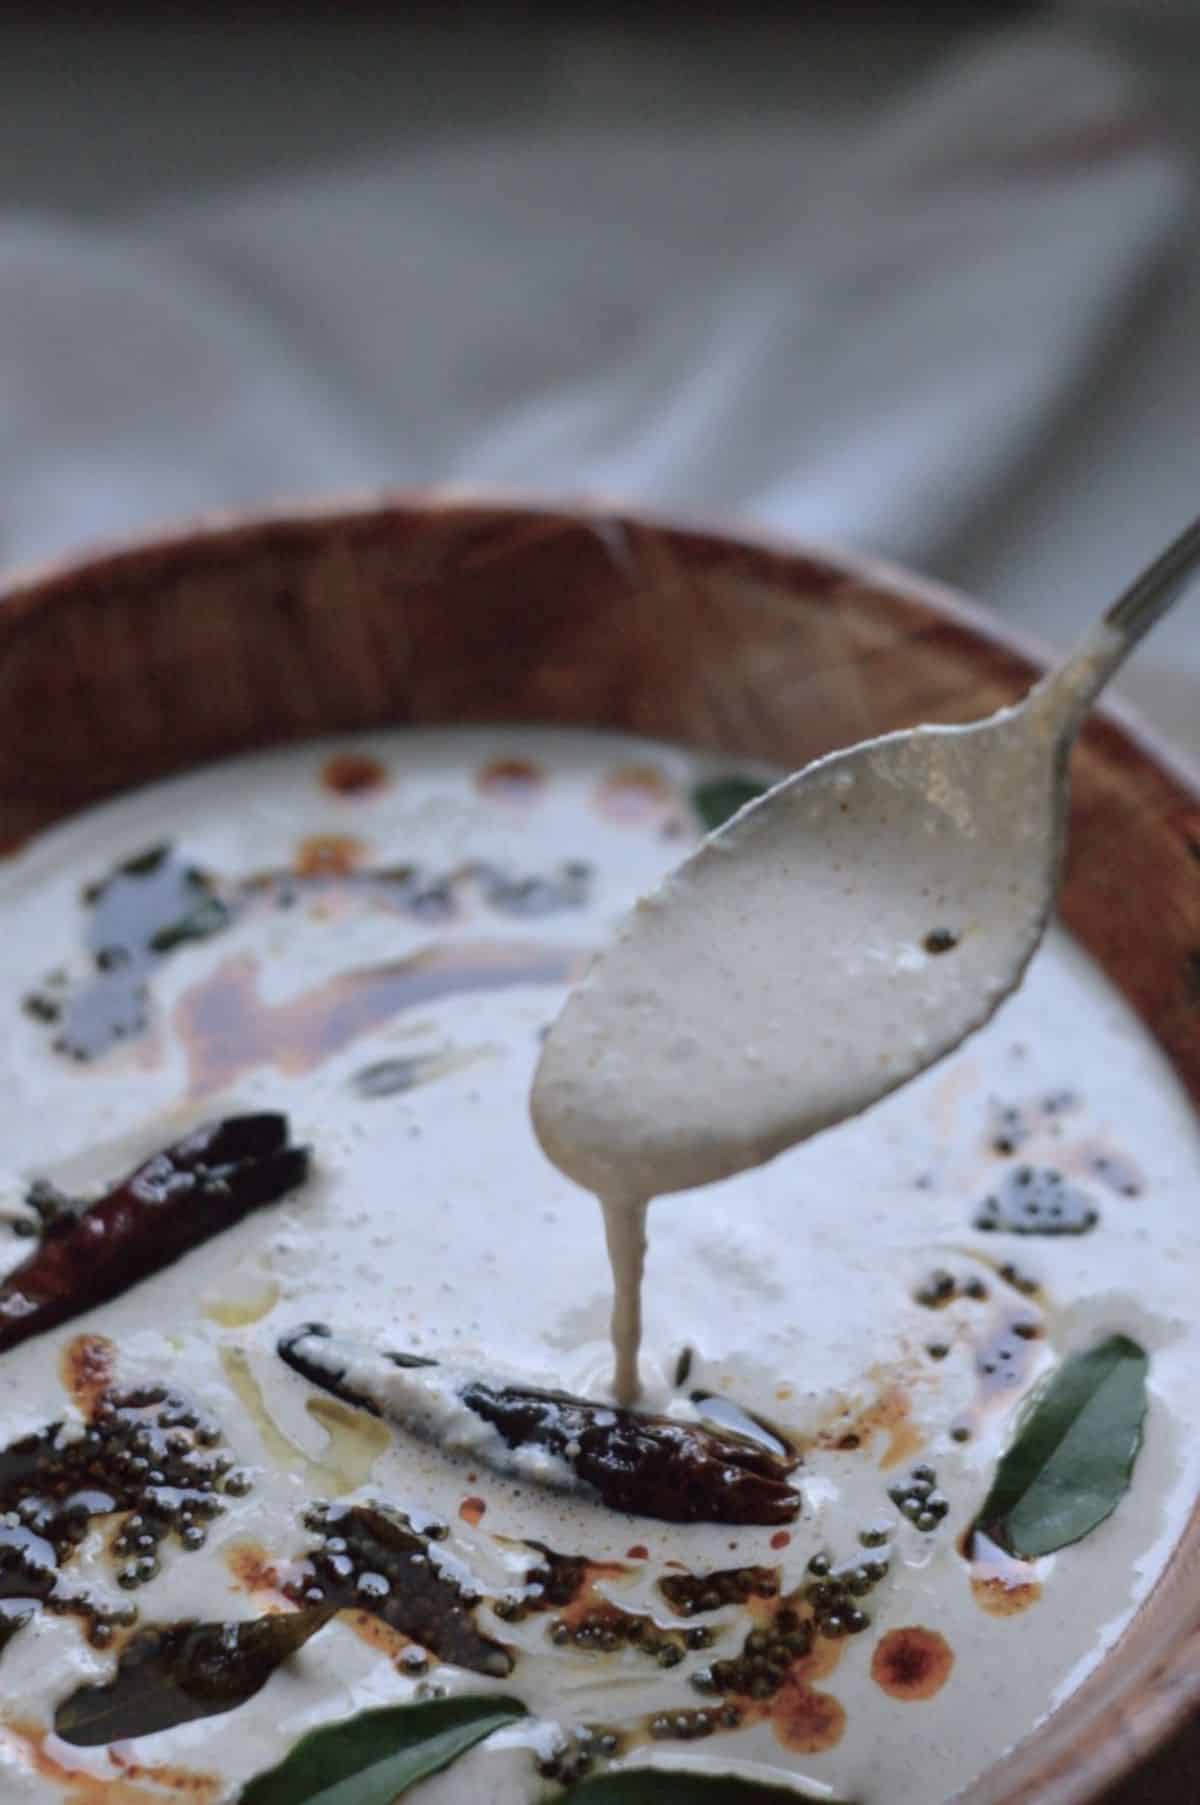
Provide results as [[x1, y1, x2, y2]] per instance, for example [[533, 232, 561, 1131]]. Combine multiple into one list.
[[0, 26, 1183, 583], [2, 20, 1196, 765]]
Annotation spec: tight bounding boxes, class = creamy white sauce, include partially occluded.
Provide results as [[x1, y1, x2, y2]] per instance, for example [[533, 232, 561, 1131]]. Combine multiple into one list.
[[0, 724, 1195, 1805]]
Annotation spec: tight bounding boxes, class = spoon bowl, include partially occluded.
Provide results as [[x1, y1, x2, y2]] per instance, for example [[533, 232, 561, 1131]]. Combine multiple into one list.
[[533, 520, 1200, 1207], [533, 698, 1060, 1203]]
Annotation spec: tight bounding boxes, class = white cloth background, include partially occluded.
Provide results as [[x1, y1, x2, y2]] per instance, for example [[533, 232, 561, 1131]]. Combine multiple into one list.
[[1, 17, 1197, 753]]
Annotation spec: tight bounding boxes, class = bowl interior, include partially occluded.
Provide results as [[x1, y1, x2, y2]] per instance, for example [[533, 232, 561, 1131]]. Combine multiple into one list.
[[1, 497, 1198, 1804]]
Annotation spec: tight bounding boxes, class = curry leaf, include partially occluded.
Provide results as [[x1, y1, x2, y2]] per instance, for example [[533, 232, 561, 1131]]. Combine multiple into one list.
[[691, 776, 768, 834], [976, 1334, 1149, 1559], [238, 1695, 526, 1805], [56, 1606, 335, 1746], [571, 1773, 855, 1802]]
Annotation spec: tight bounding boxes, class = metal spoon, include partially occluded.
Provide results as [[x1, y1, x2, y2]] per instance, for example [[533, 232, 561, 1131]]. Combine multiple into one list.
[[532, 516, 1200, 1216]]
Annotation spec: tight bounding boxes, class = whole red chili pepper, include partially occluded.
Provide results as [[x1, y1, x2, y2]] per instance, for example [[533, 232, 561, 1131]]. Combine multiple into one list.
[[0, 1115, 308, 1353]]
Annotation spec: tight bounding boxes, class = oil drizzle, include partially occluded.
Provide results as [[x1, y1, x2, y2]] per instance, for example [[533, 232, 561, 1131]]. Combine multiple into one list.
[[476, 757, 545, 803], [23, 843, 594, 1064], [218, 1346, 384, 1498], [175, 943, 581, 1097], [201, 1280, 280, 1329], [304, 1396, 392, 1491], [595, 765, 676, 825], [966, 1530, 1043, 1617], [0, 1718, 220, 1805]]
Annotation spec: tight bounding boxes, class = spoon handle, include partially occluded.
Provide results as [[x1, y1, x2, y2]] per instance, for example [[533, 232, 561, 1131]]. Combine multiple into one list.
[[1105, 513, 1200, 647], [1030, 512, 1200, 738]]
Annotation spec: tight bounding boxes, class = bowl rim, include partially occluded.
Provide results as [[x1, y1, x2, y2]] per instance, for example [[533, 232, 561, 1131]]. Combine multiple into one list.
[[1, 485, 1198, 1805], [4, 482, 1197, 803]]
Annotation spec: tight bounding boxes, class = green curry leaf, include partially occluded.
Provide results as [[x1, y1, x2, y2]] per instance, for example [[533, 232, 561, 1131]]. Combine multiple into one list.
[[691, 776, 768, 834], [234, 1692, 856, 1803], [238, 1695, 526, 1805], [976, 1334, 1149, 1559]]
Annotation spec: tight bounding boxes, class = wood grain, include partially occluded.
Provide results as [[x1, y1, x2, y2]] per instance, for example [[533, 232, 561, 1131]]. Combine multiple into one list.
[[0, 496, 1196, 1801]]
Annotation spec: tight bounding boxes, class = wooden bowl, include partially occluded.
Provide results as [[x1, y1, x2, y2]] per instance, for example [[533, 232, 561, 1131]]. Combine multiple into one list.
[[0, 496, 1196, 1804]]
